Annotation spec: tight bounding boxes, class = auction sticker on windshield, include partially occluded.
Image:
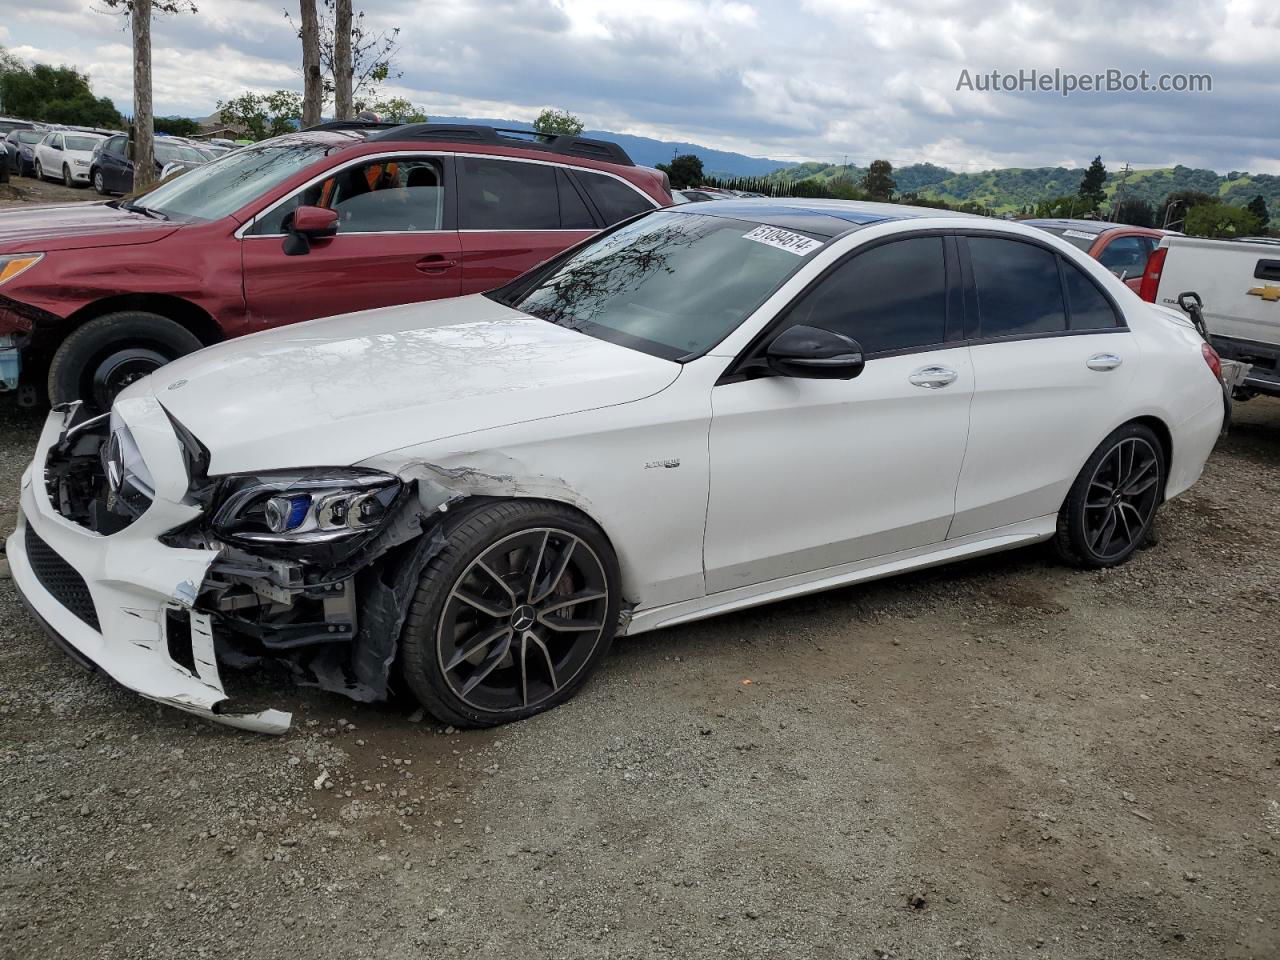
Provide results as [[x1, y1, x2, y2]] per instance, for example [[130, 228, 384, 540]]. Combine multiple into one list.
[[742, 225, 823, 255], [1063, 229, 1099, 241]]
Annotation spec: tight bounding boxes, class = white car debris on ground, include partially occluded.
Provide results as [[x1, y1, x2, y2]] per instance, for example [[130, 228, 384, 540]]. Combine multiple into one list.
[[7, 199, 1227, 734]]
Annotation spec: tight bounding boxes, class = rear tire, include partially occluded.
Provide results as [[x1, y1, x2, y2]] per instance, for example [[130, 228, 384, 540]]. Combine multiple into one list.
[[47, 311, 204, 410], [1053, 422, 1165, 569], [399, 500, 620, 728], [92, 169, 107, 195]]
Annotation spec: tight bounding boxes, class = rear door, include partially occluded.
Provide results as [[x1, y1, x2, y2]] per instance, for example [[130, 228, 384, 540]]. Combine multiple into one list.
[[456, 156, 600, 294], [241, 153, 462, 329], [950, 234, 1139, 538]]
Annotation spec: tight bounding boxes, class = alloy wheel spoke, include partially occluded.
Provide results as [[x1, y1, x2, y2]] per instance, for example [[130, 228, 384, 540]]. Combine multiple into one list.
[[531, 537, 577, 604], [453, 588, 512, 619], [538, 614, 605, 633], [527, 531, 550, 601], [518, 632, 529, 706], [526, 630, 560, 693], [460, 634, 514, 697], [1091, 509, 1118, 554], [475, 559, 518, 606], [1114, 502, 1133, 544], [444, 624, 512, 672], [538, 590, 607, 616]]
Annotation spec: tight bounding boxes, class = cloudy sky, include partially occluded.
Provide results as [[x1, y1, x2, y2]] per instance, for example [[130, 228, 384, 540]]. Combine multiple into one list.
[[4, 0, 1278, 172]]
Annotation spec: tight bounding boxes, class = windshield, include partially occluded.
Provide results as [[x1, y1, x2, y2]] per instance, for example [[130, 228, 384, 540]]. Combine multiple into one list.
[[154, 141, 204, 163], [128, 139, 332, 221], [497, 211, 823, 360], [65, 136, 103, 151], [16, 130, 43, 144]]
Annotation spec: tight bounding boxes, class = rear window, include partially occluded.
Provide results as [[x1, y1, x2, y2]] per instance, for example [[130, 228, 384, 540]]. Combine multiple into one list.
[[574, 170, 655, 224]]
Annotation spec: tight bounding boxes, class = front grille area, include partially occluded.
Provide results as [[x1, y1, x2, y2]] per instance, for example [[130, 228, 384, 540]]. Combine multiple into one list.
[[23, 526, 101, 632]]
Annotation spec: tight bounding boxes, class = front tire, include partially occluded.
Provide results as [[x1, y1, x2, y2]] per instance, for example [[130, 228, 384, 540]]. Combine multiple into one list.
[[1054, 423, 1165, 568], [63, 164, 73, 188], [399, 500, 620, 728], [92, 169, 107, 195], [34, 159, 43, 181], [47, 312, 205, 410]]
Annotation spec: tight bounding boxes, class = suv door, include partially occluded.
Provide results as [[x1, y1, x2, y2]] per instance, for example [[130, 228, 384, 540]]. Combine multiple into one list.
[[949, 234, 1139, 538], [241, 153, 462, 328], [456, 156, 603, 294], [703, 234, 974, 592]]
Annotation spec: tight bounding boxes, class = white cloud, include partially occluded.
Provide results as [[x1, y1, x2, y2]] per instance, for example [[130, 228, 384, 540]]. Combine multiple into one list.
[[2, 0, 1276, 173]]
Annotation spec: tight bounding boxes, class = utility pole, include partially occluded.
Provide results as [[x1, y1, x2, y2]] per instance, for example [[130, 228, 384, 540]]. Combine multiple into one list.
[[1109, 161, 1132, 220]]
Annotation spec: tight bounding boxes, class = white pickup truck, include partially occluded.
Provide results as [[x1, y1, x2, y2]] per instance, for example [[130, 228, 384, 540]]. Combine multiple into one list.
[[1140, 235, 1280, 398]]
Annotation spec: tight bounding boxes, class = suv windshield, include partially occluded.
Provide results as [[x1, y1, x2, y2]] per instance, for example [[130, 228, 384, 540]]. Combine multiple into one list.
[[127, 139, 333, 221], [496, 210, 822, 360]]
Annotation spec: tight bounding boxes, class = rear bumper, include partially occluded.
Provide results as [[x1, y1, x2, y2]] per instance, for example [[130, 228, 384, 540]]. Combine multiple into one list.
[[6, 403, 291, 734]]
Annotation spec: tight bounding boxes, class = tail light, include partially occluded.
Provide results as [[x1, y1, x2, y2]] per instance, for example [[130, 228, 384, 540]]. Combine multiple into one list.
[[1138, 246, 1167, 302], [1201, 342, 1222, 381]]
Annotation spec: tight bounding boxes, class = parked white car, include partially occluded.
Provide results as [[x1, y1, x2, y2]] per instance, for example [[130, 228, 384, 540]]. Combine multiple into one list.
[[33, 130, 107, 187], [8, 200, 1227, 733]]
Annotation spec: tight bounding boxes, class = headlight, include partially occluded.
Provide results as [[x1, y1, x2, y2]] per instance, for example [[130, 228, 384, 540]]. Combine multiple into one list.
[[73, 158, 89, 167], [211, 469, 402, 545], [102, 413, 157, 518], [0, 253, 42, 285]]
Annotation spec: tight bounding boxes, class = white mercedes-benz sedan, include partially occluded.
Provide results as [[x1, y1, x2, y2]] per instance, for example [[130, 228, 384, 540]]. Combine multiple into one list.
[[8, 200, 1227, 733]]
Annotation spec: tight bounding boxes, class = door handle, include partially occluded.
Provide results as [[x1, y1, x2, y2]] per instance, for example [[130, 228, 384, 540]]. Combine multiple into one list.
[[1086, 353, 1123, 371], [416, 255, 458, 274], [908, 365, 958, 389]]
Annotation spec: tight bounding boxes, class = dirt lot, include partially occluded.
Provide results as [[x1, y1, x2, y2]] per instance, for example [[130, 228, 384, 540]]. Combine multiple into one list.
[[0, 174, 96, 206], [1, 389, 1278, 960]]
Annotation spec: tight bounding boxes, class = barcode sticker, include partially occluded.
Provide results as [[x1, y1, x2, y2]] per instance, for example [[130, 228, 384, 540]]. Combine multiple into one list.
[[1063, 229, 1099, 241], [742, 225, 823, 256]]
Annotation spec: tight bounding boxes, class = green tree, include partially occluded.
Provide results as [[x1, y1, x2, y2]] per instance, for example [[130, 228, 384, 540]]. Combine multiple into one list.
[[1157, 190, 1214, 230], [656, 154, 704, 189], [0, 63, 122, 127], [859, 159, 895, 201], [1077, 155, 1107, 211], [1246, 194, 1270, 232], [370, 97, 427, 123], [215, 90, 304, 141], [827, 175, 866, 201], [1183, 202, 1261, 238], [153, 115, 201, 136], [533, 108, 585, 136], [1113, 198, 1155, 227]]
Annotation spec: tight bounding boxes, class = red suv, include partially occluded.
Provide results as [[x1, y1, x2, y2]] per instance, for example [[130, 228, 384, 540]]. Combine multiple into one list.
[[1023, 219, 1174, 293], [0, 123, 670, 409]]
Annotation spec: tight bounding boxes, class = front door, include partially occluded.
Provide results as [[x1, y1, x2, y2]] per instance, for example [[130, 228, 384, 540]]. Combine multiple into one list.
[[242, 154, 462, 329], [703, 234, 973, 592]]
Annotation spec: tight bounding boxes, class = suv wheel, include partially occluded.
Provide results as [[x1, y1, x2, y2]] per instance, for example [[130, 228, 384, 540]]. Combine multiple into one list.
[[399, 501, 620, 728], [47, 311, 205, 411], [1054, 423, 1165, 568]]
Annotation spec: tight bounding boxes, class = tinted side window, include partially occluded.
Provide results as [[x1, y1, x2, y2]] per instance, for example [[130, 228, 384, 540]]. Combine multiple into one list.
[[969, 237, 1067, 337], [784, 237, 948, 354], [1061, 258, 1121, 329], [575, 170, 654, 224], [556, 168, 595, 229], [106, 136, 126, 158], [460, 157, 558, 230]]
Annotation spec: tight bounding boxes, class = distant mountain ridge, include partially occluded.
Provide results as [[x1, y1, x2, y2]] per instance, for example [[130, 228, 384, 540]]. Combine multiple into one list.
[[429, 115, 795, 177], [767, 161, 1280, 215]]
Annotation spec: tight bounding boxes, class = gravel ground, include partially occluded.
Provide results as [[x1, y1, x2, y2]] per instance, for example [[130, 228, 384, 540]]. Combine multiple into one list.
[[1, 393, 1278, 960], [0, 175, 96, 206]]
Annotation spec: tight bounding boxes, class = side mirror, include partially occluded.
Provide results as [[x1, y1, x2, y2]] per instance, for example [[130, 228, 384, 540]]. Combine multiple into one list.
[[282, 205, 338, 256], [765, 324, 865, 380]]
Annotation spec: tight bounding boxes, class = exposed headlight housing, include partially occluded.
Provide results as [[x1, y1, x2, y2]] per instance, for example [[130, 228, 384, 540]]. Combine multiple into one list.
[[102, 412, 156, 519], [211, 469, 402, 545], [0, 252, 43, 286]]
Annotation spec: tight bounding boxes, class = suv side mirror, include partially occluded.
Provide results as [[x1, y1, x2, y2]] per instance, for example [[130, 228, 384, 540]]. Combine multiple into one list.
[[282, 205, 339, 256], [765, 325, 865, 380]]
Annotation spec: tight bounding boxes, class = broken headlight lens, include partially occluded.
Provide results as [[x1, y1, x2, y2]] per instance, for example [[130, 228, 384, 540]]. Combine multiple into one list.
[[102, 412, 157, 518], [211, 469, 401, 544]]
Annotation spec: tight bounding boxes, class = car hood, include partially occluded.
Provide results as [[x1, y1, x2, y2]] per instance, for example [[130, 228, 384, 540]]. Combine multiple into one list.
[[145, 295, 682, 475], [0, 202, 180, 252]]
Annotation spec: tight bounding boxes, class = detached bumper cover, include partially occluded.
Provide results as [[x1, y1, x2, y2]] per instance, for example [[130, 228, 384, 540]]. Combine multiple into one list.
[[5, 400, 291, 734]]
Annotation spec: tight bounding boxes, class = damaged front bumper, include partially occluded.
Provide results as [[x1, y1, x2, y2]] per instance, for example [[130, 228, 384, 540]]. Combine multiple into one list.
[[6, 399, 292, 734]]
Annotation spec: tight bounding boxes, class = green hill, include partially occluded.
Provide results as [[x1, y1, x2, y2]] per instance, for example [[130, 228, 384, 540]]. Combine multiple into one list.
[[763, 162, 1280, 218]]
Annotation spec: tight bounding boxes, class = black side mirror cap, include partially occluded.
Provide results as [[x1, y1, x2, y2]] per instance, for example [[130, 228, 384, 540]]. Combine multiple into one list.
[[765, 324, 866, 380]]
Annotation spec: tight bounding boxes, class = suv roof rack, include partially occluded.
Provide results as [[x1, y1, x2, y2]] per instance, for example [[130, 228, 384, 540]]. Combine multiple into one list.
[[302, 120, 403, 133], [366, 123, 634, 167]]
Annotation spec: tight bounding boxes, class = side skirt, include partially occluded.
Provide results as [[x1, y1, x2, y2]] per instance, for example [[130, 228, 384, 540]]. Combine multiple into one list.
[[621, 515, 1057, 636]]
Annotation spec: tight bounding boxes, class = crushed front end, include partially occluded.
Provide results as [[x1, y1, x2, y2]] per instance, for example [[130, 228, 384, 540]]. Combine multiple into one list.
[[7, 397, 441, 734]]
